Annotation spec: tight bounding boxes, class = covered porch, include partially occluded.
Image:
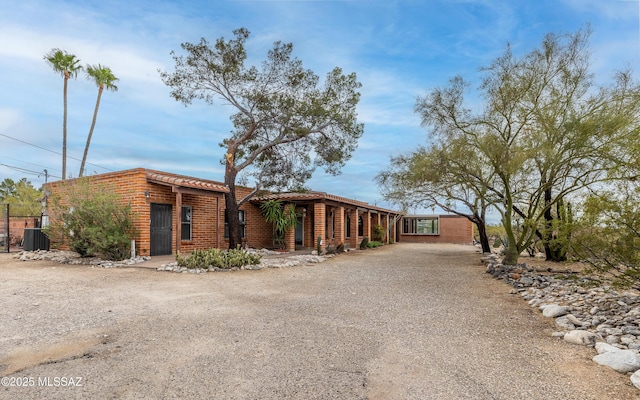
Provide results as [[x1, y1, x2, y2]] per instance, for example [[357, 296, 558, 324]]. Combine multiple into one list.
[[251, 192, 402, 253]]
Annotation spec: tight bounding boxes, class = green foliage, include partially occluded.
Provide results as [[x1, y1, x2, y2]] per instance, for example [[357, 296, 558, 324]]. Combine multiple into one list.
[[43, 179, 138, 261], [367, 241, 383, 248], [569, 183, 640, 289], [372, 224, 385, 242], [176, 247, 261, 269], [160, 28, 363, 248], [0, 178, 42, 216], [260, 199, 298, 249], [359, 237, 369, 249], [543, 199, 574, 261], [410, 27, 640, 265], [336, 243, 345, 253]]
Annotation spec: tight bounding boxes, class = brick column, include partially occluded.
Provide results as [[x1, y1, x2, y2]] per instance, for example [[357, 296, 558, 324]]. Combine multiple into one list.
[[314, 203, 326, 253], [349, 209, 358, 249], [362, 211, 370, 241], [284, 224, 295, 252], [382, 214, 389, 243], [334, 206, 344, 247]]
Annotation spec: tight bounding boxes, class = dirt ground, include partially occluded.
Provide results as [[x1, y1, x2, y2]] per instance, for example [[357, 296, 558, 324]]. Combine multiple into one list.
[[0, 244, 638, 400]]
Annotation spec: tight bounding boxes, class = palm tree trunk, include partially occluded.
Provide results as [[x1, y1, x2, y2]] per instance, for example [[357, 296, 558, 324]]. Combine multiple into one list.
[[62, 74, 68, 180], [80, 86, 103, 177]]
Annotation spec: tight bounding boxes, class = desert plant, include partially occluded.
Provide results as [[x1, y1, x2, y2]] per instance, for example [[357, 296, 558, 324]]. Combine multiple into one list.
[[372, 224, 385, 242], [260, 200, 298, 249], [43, 178, 138, 260], [176, 247, 261, 269]]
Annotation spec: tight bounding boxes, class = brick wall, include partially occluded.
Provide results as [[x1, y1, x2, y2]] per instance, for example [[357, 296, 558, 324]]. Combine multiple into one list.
[[399, 215, 473, 245]]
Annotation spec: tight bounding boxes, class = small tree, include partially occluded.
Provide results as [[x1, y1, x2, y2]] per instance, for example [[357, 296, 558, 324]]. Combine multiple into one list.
[[44, 179, 138, 260], [0, 178, 42, 216], [260, 199, 297, 249]]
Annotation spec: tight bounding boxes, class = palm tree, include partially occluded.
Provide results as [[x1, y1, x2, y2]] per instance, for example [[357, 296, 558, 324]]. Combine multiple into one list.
[[79, 64, 118, 177], [43, 49, 82, 180]]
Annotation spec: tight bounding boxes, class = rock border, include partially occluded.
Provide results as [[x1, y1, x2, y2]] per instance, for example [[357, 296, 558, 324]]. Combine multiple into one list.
[[483, 253, 640, 389], [12, 249, 332, 273]]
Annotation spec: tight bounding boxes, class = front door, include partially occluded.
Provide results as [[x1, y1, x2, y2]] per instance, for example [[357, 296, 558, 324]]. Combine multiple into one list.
[[150, 203, 172, 256]]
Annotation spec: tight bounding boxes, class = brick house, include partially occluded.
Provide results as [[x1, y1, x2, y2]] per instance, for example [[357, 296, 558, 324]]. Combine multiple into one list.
[[398, 214, 474, 245], [45, 168, 403, 256]]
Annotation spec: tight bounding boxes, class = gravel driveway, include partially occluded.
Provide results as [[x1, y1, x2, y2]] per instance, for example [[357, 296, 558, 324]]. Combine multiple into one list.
[[0, 243, 637, 399]]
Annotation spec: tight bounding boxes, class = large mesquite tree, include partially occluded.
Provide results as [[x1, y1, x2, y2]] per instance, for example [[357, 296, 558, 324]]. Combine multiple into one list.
[[161, 28, 364, 248]]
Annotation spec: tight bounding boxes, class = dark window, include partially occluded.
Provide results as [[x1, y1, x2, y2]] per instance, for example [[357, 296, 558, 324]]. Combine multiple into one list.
[[402, 217, 439, 235], [346, 213, 351, 238], [181, 206, 192, 241], [358, 215, 363, 237]]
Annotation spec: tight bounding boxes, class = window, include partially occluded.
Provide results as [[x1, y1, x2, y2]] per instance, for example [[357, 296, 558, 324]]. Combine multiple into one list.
[[346, 213, 351, 238], [403, 217, 439, 235], [224, 210, 246, 239], [181, 206, 192, 241]]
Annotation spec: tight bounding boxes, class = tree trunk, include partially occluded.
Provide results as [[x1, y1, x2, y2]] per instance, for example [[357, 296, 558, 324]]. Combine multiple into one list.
[[475, 216, 491, 253], [62, 74, 68, 180], [542, 186, 554, 261], [501, 198, 520, 265], [224, 159, 241, 249], [80, 86, 103, 177]]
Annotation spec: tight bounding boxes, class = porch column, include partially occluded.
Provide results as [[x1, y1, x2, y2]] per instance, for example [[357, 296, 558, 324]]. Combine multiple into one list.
[[313, 203, 326, 253], [334, 206, 345, 247], [284, 227, 295, 252], [175, 190, 182, 254], [349, 209, 358, 249], [382, 214, 389, 243], [362, 211, 371, 241]]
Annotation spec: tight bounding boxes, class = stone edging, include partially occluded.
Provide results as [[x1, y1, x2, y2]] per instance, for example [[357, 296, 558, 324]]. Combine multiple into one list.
[[12, 249, 332, 272], [483, 253, 640, 390]]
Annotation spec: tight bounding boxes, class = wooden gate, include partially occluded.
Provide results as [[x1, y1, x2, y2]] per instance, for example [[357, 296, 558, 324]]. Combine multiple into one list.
[[150, 203, 172, 256]]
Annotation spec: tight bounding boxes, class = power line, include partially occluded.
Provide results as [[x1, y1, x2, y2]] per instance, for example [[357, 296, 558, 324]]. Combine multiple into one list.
[[0, 163, 61, 180], [0, 153, 61, 176], [0, 133, 114, 172]]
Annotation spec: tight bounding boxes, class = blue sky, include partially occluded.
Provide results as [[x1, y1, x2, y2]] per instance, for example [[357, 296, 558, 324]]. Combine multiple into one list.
[[1, 0, 639, 213]]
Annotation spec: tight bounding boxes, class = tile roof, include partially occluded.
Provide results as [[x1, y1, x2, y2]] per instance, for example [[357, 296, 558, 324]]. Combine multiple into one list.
[[146, 171, 229, 193], [251, 191, 401, 214]]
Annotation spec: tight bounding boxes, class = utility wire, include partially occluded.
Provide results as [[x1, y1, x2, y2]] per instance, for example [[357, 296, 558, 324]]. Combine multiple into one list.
[[0, 163, 61, 179], [0, 153, 61, 176], [0, 133, 114, 172]]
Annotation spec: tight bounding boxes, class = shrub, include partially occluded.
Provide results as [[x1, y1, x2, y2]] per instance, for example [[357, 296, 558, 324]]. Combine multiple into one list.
[[176, 247, 261, 269], [336, 243, 345, 253], [367, 240, 383, 248], [43, 178, 138, 261], [359, 237, 369, 249], [372, 224, 385, 242]]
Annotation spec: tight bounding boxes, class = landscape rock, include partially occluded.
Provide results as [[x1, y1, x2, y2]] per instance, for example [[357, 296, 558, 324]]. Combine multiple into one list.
[[595, 342, 621, 354], [593, 350, 640, 373], [631, 370, 640, 390], [563, 330, 600, 346], [542, 304, 569, 318]]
